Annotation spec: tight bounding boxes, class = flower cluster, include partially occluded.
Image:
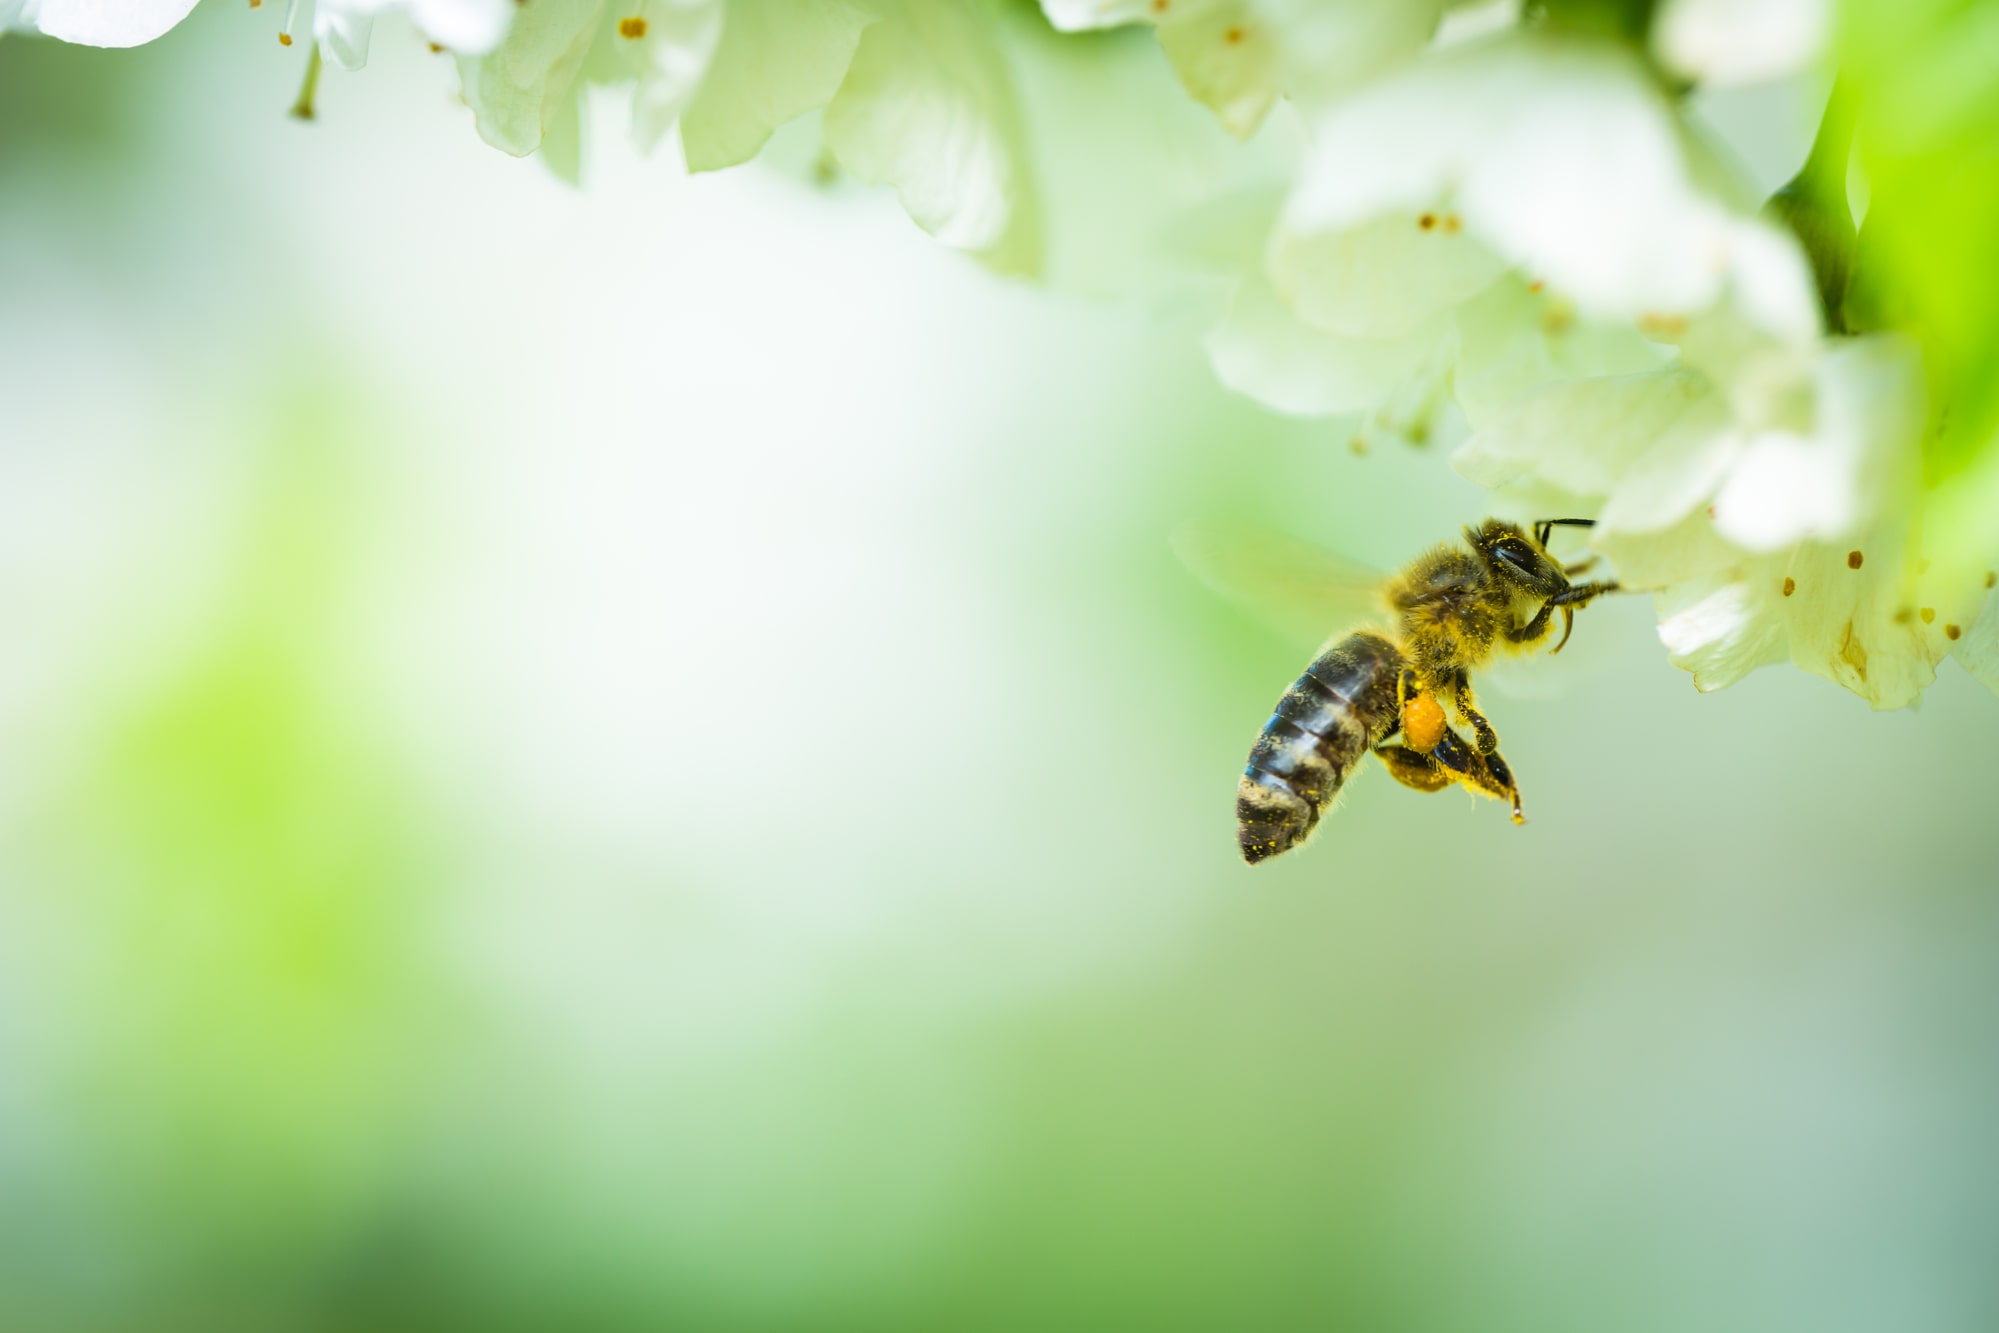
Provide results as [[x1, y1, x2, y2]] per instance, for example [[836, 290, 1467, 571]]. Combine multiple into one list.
[[7, 0, 1996, 708]]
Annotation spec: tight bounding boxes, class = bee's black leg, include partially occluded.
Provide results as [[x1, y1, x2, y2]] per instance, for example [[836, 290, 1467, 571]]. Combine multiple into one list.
[[1507, 600, 1556, 647], [1374, 744, 1454, 793], [1548, 579, 1620, 608], [1451, 672, 1500, 754], [1430, 728, 1526, 824]]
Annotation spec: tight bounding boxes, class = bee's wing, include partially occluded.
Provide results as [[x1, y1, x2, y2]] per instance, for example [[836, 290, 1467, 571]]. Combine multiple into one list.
[[1172, 520, 1391, 649]]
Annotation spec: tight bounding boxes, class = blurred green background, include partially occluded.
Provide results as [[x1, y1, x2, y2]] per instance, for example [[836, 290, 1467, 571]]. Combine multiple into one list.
[[4, 9, 1998, 1331]]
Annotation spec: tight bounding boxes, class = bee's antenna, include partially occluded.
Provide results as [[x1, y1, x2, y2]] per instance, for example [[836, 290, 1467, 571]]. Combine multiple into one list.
[[1533, 517, 1596, 547]]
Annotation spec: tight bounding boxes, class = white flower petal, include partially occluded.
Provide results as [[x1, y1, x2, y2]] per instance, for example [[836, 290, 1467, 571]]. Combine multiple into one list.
[[1456, 368, 1717, 507], [1776, 538, 1943, 710], [611, 0, 724, 153], [1656, 0, 1828, 87], [1155, 2, 1279, 140], [1656, 574, 1788, 693], [1952, 584, 1999, 697], [1272, 211, 1507, 340], [458, 0, 607, 157], [2, 0, 198, 46], [315, 0, 512, 67], [1037, 0, 1152, 31], [1280, 34, 1805, 334], [1707, 430, 1855, 548], [1709, 334, 1922, 549], [317, 10, 378, 69], [680, 0, 875, 173], [411, 0, 512, 53], [823, 0, 1038, 272], [1451, 276, 1668, 428], [1206, 270, 1450, 417]]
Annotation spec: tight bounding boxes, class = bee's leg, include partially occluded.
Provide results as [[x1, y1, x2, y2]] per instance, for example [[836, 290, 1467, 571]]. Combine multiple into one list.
[[1374, 744, 1454, 794], [1506, 601, 1557, 649], [1449, 672, 1500, 755], [1429, 728, 1526, 824], [1547, 579, 1620, 609]]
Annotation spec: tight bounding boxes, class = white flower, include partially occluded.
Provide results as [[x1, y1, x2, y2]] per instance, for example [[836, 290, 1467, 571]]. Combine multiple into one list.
[[456, 0, 721, 158], [1039, 0, 1441, 139], [822, 0, 1038, 272], [1275, 33, 1815, 340], [0, 0, 197, 46], [1654, 0, 1829, 87], [678, 0, 876, 172], [312, 0, 514, 70], [1458, 326, 1998, 708], [457, 0, 609, 157], [1194, 31, 1796, 449]]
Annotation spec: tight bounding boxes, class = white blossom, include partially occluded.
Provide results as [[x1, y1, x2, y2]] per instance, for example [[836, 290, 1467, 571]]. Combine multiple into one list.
[[0, 0, 197, 47], [1654, 0, 1829, 87], [1039, 0, 1441, 139], [313, 0, 513, 70]]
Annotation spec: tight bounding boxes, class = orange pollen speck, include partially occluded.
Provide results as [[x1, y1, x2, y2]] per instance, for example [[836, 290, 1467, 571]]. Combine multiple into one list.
[[278, 30, 293, 44], [1527, 280, 1545, 293], [618, 15, 648, 36], [1443, 214, 1462, 234], [1418, 213, 1437, 231], [1782, 577, 1796, 597], [428, 41, 444, 52], [1150, 0, 1169, 12], [1847, 550, 1864, 569], [1987, 571, 1997, 589], [1946, 624, 1963, 641], [1224, 25, 1244, 43], [249, 0, 261, 8], [1920, 607, 1936, 623]]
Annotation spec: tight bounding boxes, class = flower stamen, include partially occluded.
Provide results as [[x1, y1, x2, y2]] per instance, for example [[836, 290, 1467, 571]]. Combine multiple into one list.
[[290, 42, 322, 120], [1847, 549, 1865, 569], [619, 1, 648, 38], [278, 0, 300, 44]]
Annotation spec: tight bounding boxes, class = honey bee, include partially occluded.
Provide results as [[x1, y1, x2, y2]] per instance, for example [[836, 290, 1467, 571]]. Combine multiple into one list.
[[1176, 518, 1619, 864]]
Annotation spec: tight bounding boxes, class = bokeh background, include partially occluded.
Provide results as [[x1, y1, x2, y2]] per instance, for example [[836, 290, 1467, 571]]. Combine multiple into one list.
[[4, 7, 1998, 1330]]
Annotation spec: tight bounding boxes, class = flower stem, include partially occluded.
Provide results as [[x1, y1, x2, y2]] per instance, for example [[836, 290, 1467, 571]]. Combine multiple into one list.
[[290, 44, 323, 122]]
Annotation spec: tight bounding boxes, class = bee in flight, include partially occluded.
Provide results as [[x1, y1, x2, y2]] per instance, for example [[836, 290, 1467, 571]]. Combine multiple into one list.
[[1176, 518, 1619, 864]]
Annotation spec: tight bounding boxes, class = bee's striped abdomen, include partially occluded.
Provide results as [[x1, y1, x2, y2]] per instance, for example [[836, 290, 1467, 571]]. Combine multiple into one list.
[[1236, 631, 1404, 864]]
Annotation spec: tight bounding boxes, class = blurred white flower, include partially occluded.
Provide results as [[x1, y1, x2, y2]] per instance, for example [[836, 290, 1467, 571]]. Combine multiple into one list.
[[311, 0, 513, 69], [678, 0, 876, 172], [1275, 33, 1815, 340], [1039, 0, 1441, 138], [1654, 0, 1828, 87], [457, 0, 611, 156], [821, 0, 1038, 272], [0, 0, 197, 46], [1195, 31, 1809, 449], [456, 0, 720, 156], [454, 0, 1032, 269]]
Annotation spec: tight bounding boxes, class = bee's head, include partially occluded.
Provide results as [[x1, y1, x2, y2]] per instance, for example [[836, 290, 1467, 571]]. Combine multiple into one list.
[[1466, 519, 1567, 596]]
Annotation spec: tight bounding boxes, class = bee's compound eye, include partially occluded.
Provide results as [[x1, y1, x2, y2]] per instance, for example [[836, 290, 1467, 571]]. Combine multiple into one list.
[[1493, 540, 1535, 574]]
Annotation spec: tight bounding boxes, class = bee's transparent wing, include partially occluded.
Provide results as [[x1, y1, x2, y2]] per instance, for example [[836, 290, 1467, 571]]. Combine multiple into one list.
[[1172, 520, 1390, 650]]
